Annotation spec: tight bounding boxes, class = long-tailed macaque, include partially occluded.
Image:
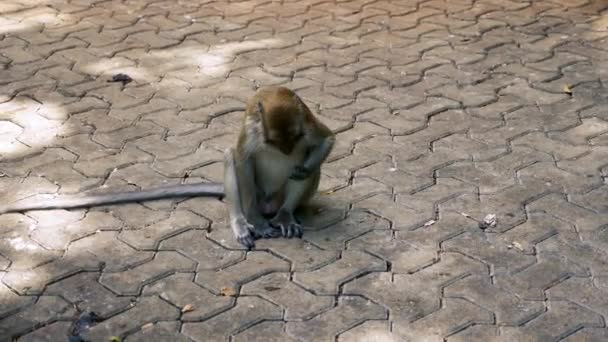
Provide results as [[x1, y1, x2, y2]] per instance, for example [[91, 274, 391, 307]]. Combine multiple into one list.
[[224, 86, 335, 248], [0, 86, 335, 249]]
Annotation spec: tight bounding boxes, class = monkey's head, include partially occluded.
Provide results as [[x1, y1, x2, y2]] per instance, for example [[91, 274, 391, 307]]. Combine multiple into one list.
[[257, 89, 307, 155], [262, 106, 304, 155]]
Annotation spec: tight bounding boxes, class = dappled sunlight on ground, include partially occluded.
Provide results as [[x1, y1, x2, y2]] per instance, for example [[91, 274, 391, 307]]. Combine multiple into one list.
[[0, 4, 67, 34], [591, 10, 608, 31], [0, 6, 290, 337], [81, 38, 284, 82], [0, 98, 68, 157]]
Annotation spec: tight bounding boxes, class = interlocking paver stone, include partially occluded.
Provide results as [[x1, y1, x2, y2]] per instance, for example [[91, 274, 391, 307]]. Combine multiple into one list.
[[159, 229, 245, 270], [254, 238, 339, 272], [443, 231, 536, 274], [337, 320, 395, 342], [196, 251, 289, 293], [500, 301, 603, 341], [100, 251, 195, 295], [142, 273, 233, 321], [32, 211, 122, 250], [241, 273, 333, 320], [345, 253, 485, 324], [287, 296, 386, 341], [528, 194, 608, 248], [82, 296, 180, 341], [446, 325, 501, 342], [45, 272, 133, 317], [18, 321, 72, 342], [233, 321, 297, 342], [2, 0, 608, 340], [119, 209, 208, 250], [182, 296, 281, 341], [0, 296, 74, 339], [124, 321, 190, 342], [395, 297, 493, 342], [294, 250, 386, 295], [444, 275, 544, 325], [0, 282, 33, 317], [563, 328, 608, 342], [496, 251, 589, 301], [303, 209, 390, 250]]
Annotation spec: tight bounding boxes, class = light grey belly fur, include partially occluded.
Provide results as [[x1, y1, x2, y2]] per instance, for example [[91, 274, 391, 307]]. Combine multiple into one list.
[[254, 144, 306, 196]]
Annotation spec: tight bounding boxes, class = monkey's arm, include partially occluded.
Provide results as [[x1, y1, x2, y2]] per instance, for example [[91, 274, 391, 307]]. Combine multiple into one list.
[[223, 148, 257, 249], [0, 183, 224, 214], [291, 131, 335, 180], [304, 134, 335, 170]]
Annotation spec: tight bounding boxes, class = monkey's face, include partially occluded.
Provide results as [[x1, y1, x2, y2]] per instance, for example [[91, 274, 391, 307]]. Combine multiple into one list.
[[265, 128, 303, 155], [261, 107, 305, 155]]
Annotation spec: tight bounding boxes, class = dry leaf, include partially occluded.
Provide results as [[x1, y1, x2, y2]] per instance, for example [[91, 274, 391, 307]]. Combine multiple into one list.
[[479, 213, 497, 229], [264, 286, 281, 291], [424, 219, 436, 227], [220, 287, 236, 297], [512, 241, 524, 251], [182, 304, 195, 313], [322, 190, 335, 195], [141, 323, 154, 331], [563, 84, 572, 94], [483, 214, 497, 227], [461, 212, 471, 218]]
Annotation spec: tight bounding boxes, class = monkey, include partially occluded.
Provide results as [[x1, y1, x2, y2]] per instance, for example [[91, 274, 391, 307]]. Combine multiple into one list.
[[0, 86, 335, 249], [224, 86, 335, 248]]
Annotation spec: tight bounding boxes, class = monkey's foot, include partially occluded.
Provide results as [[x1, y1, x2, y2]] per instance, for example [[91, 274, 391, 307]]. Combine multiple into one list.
[[253, 221, 282, 239], [269, 210, 303, 238], [232, 217, 256, 249]]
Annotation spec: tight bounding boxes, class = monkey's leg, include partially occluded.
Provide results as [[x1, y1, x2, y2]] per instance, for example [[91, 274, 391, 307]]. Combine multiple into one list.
[[224, 149, 279, 247], [270, 171, 320, 238], [223, 148, 256, 249], [249, 191, 282, 239]]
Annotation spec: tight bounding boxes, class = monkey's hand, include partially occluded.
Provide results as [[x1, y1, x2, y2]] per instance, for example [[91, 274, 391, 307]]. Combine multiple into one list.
[[269, 210, 303, 239], [252, 219, 282, 239], [232, 217, 256, 249], [290, 165, 311, 180], [291, 137, 334, 180]]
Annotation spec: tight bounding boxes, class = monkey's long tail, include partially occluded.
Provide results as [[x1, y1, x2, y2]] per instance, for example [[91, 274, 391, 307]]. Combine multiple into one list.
[[0, 182, 225, 214]]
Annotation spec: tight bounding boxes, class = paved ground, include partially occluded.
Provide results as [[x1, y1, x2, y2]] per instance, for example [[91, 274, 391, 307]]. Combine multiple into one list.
[[1, 0, 608, 341]]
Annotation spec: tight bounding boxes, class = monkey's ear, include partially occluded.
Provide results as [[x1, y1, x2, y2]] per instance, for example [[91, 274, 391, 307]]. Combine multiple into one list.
[[256, 101, 265, 116], [293, 94, 313, 123], [293, 94, 306, 114], [249, 101, 265, 123], [255, 101, 270, 137]]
